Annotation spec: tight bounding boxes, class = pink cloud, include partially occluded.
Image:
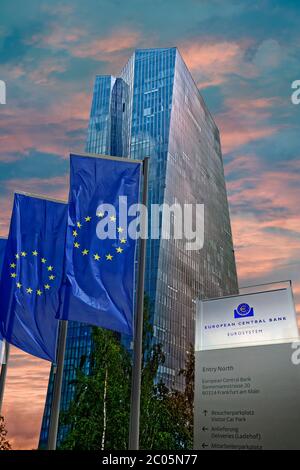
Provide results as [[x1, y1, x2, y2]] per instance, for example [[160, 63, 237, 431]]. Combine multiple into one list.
[[0, 204, 13, 237], [71, 30, 140, 61], [221, 126, 277, 154], [227, 165, 300, 217], [28, 60, 67, 86], [226, 156, 300, 316], [224, 97, 281, 118], [225, 154, 261, 175], [216, 96, 281, 154], [28, 25, 141, 71], [27, 25, 84, 50], [180, 39, 256, 88], [0, 91, 90, 159], [232, 213, 300, 319], [3, 59, 68, 86]]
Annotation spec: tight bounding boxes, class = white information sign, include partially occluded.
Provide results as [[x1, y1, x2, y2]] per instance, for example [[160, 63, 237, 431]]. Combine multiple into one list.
[[196, 287, 299, 351], [194, 285, 300, 450]]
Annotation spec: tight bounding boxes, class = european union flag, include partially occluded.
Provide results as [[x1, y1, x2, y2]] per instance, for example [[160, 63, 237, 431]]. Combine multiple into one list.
[[58, 153, 142, 335], [0, 193, 67, 362]]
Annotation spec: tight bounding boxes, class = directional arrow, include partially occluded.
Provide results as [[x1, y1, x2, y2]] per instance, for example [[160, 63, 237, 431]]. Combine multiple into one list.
[[202, 443, 209, 449], [202, 426, 209, 432]]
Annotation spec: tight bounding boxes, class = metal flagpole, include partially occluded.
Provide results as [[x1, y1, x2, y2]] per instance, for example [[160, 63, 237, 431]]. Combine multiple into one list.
[[0, 341, 10, 415], [47, 319, 68, 450], [128, 157, 149, 450]]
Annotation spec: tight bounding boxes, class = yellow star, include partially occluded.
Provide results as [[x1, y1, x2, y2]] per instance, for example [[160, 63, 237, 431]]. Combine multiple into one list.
[[49, 275, 55, 280], [74, 242, 80, 248], [106, 254, 113, 261], [37, 289, 43, 296], [11, 272, 17, 278], [47, 266, 53, 271], [15, 254, 19, 259], [21, 251, 27, 257], [116, 247, 123, 253], [120, 238, 126, 244], [26, 287, 33, 294], [77, 222, 82, 229], [32, 250, 38, 256], [96, 211, 104, 218], [117, 227, 124, 233], [85, 216, 91, 222], [44, 284, 50, 290], [93, 253, 100, 261], [73, 230, 78, 237], [10, 263, 16, 268], [16, 282, 22, 289], [41, 258, 47, 264], [82, 249, 89, 256], [110, 215, 116, 222]]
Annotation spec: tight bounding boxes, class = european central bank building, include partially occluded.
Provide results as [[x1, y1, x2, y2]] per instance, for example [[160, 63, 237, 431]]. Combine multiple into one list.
[[39, 47, 238, 447]]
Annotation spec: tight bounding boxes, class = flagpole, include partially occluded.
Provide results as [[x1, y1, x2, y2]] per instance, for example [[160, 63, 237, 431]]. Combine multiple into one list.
[[47, 319, 68, 450], [128, 156, 149, 450], [0, 341, 10, 415]]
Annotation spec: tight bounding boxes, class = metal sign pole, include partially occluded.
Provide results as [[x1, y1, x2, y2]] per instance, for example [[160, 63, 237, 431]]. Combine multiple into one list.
[[0, 341, 10, 415], [128, 157, 149, 450]]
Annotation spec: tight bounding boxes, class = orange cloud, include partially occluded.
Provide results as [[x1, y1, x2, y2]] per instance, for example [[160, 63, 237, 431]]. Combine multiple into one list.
[[2, 347, 50, 449]]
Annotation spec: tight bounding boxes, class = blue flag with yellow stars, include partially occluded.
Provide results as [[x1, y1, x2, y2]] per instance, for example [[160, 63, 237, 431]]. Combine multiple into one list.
[[59, 153, 142, 336], [0, 193, 67, 361]]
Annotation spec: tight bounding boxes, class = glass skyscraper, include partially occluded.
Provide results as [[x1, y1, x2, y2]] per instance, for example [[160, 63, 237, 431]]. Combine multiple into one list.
[[39, 47, 238, 448]]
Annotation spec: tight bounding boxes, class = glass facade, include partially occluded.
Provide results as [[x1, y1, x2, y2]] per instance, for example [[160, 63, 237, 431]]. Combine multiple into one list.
[[86, 75, 115, 155], [39, 47, 238, 448], [86, 75, 130, 157]]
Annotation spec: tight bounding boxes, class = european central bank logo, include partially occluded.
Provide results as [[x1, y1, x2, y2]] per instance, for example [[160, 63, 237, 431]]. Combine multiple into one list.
[[234, 303, 254, 319]]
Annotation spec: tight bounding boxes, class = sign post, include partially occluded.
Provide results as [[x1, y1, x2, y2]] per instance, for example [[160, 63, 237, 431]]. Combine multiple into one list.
[[194, 282, 300, 450]]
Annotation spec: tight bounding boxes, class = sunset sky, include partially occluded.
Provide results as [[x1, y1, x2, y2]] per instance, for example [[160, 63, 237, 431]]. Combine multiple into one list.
[[0, 0, 299, 449]]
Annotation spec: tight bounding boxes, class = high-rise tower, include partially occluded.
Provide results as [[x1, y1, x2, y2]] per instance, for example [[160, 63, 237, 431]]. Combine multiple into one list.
[[39, 48, 238, 448]]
